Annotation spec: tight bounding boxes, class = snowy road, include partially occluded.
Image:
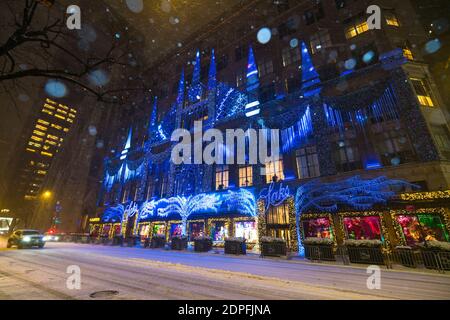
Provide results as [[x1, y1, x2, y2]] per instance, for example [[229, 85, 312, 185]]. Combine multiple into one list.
[[0, 242, 449, 300]]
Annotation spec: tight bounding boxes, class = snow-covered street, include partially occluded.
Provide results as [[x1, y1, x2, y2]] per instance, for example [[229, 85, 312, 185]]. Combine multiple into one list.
[[0, 242, 449, 300]]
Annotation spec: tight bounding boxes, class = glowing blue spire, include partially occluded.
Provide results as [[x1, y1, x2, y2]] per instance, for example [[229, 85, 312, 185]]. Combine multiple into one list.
[[245, 46, 260, 117], [188, 50, 203, 102], [148, 97, 158, 135], [176, 69, 185, 105], [300, 42, 321, 97], [208, 49, 217, 90], [120, 128, 132, 160]]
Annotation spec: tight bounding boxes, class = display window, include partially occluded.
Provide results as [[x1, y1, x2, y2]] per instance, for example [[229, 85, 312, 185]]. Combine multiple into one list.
[[170, 223, 183, 238], [90, 225, 100, 237], [189, 222, 204, 240], [234, 221, 258, 242], [139, 224, 151, 240], [343, 216, 381, 240], [302, 217, 332, 239], [101, 224, 111, 237], [210, 221, 228, 241], [396, 214, 449, 245], [113, 224, 121, 236], [153, 224, 166, 236]]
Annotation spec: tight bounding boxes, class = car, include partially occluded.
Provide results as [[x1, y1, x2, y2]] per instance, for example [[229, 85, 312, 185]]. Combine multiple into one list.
[[43, 232, 64, 242], [7, 229, 46, 249]]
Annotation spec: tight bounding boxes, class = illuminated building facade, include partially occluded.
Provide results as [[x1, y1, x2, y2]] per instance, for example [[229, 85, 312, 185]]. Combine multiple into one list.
[[92, 0, 450, 253]]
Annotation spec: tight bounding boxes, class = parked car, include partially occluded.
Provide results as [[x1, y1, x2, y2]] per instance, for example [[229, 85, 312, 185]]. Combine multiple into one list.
[[7, 229, 45, 249]]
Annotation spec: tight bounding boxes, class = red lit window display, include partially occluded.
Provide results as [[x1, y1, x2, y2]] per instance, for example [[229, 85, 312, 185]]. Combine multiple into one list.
[[113, 224, 121, 236], [343, 216, 381, 240], [101, 224, 111, 237], [189, 222, 204, 240], [396, 214, 450, 246], [302, 218, 332, 238], [170, 223, 182, 238]]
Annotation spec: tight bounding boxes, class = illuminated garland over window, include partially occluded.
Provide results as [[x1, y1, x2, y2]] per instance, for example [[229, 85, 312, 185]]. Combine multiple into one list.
[[215, 82, 247, 122], [101, 204, 124, 223], [294, 175, 417, 255], [300, 41, 321, 97], [398, 190, 450, 201], [281, 106, 313, 153]]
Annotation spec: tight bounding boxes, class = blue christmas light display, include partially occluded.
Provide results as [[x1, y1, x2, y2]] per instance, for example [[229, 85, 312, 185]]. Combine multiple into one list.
[[294, 176, 418, 256], [188, 50, 203, 102], [300, 42, 321, 97], [245, 46, 261, 117], [223, 188, 257, 217], [208, 49, 217, 90], [281, 106, 313, 152], [176, 69, 185, 106], [215, 82, 247, 122], [102, 204, 124, 223]]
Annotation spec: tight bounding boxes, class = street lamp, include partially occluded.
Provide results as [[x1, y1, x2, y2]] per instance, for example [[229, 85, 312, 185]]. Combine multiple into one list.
[[41, 191, 52, 200]]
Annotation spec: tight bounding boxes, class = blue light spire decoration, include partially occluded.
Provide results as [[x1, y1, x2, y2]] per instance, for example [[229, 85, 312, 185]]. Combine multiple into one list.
[[120, 128, 132, 160], [148, 97, 158, 135], [300, 42, 321, 97], [207, 48, 217, 90], [176, 69, 185, 105], [245, 46, 260, 117], [188, 50, 203, 102]]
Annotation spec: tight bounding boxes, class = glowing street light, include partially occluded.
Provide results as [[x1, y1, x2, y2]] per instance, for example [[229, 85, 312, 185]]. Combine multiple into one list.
[[41, 191, 52, 200]]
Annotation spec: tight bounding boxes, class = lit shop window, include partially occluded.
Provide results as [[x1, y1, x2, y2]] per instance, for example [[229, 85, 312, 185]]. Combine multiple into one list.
[[385, 11, 400, 27], [138, 224, 150, 241], [234, 221, 258, 242], [267, 203, 290, 225], [410, 78, 435, 107], [152, 224, 166, 237], [345, 17, 369, 39], [343, 216, 382, 240], [302, 217, 333, 239], [210, 221, 229, 241], [239, 166, 253, 187], [189, 222, 205, 240], [403, 47, 414, 60], [296, 146, 320, 179], [215, 165, 229, 190], [265, 158, 284, 183], [310, 30, 332, 54], [396, 214, 450, 246], [170, 223, 183, 238]]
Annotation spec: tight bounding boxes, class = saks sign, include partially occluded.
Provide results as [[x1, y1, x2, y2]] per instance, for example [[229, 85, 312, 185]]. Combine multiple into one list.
[[122, 202, 139, 220], [258, 182, 291, 213]]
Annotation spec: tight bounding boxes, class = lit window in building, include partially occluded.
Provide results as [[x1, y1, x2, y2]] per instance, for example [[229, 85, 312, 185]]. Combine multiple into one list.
[[58, 104, 69, 110], [68, 113, 75, 118], [410, 78, 435, 107], [51, 124, 63, 130], [42, 109, 53, 115], [282, 46, 301, 67], [47, 134, 59, 141], [45, 140, 57, 146], [70, 108, 77, 113], [37, 119, 50, 125], [33, 130, 45, 137], [267, 202, 290, 225], [31, 135, 43, 142], [236, 72, 246, 87], [296, 146, 320, 179], [265, 158, 284, 183], [57, 108, 67, 115], [63, 128, 69, 132], [336, 140, 361, 171], [310, 30, 332, 54], [403, 47, 414, 60], [215, 165, 229, 190], [44, 103, 56, 110], [37, 170, 47, 175], [385, 12, 400, 27], [41, 151, 53, 157], [55, 114, 66, 120], [35, 124, 48, 131], [345, 17, 369, 39], [67, 118, 73, 123], [239, 166, 253, 187], [28, 142, 41, 148], [258, 59, 274, 78], [26, 148, 36, 153]]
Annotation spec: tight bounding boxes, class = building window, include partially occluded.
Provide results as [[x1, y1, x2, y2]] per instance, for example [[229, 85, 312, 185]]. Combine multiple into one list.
[[336, 140, 361, 172], [267, 203, 290, 225], [146, 179, 155, 200], [385, 11, 400, 27], [215, 165, 229, 190], [235, 45, 247, 62], [310, 30, 332, 54], [303, 1, 325, 25], [410, 78, 435, 107], [258, 58, 273, 78], [258, 83, 276, 103], [344, 15, 369, 39], [239, 166, 253, 187], [403, 47, 414, 60], [285, 77, 301, 94], [265, 158, 284, 183], [335, 0, 346, 9], [296, 146, 320, 179], [236, 71, 246, 88], [282, 46, 301, 67]]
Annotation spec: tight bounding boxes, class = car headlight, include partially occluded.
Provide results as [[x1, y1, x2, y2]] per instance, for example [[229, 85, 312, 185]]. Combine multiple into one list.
[[54, 236, 59, 241], [22, 236, 31, 242], [43, 236, 50, 241]]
